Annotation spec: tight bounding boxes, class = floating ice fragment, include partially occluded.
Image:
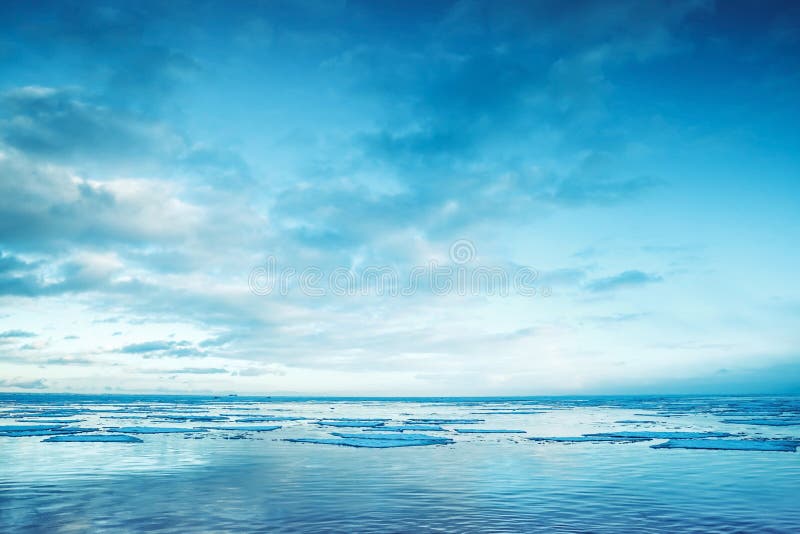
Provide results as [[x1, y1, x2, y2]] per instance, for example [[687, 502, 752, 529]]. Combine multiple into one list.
[[0, 427, 98, 437], [148, 415, 229, 422], [236, 416, 307, 422], [286, 435, 453, 448], [720, 419, 800, 426], [14, 419, 83, 424], [331, 432, 452, 444], [585, 431, 733, 439], [471, 411, 544, 415], [614, 420, 658, 424], [454, 429, 526, 434], [365, 425, 446, 432], [315, 420, 386, 428], [200, 425, 281, 431], [43, 434, 144, 443], [285, 438, 405, 448], [318, 418, 390, 422], [528, 436, 653, 443], [405, 418, 484, 424], [0, 424, 66, 431], [107, 426, 208, 434], [652, 439, 798, 452], [9, 410, 87, 418]]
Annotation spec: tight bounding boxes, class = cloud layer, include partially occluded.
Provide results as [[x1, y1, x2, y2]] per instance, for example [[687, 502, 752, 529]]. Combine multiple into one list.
[[1, 0, 799, 394]]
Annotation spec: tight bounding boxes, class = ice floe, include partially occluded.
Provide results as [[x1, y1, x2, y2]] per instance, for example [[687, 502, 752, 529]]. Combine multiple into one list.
[[7, 410, 87, 418], [454, 429, 526, 434], [405, 418, 484, 424], [235, 416, 307, 422], [315, 420, 386, 428], [652, 439, 798, 452], [287, 432, 453, 448], [585, 431, 733, 439], [107, 426, 208, 434], [720, 419, 800, 426], [364, 425, 446, 432], [200, 425, 281, 431], [14, 419, 84, 424], [471, 410, 544, 415], [0, 424, 66, 431], [528, 436, 653, 443], [284, 438, 444, 448], [614, 420, 659, 424], [331, 432, 452, 444], [43, 434, 144, 443], [1, 427, 99, 437], [148, 415, 229, 422]]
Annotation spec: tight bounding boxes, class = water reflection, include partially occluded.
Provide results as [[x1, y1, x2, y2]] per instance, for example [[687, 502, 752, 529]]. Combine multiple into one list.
[[1, 394, 799, 532]]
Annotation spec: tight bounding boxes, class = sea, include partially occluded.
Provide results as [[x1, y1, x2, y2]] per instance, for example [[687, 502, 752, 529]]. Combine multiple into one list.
[[1, 393, 799, 532]]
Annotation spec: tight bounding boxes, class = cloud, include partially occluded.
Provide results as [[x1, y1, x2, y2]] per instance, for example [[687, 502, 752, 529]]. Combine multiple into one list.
[[0, 252, 38, 273], [0, 151, 202, 252], [199, 333, 240, 348], [0, 329, 36, 338], [164, 367, 228, 375], [236, 366, 286, 377], [585, 312, 649, 324], [0, 378, 47, 389], [586, 270, 663, 292], [0, 2, 202, 114], [118, 340, 202, 358], [119, 340, 184, 353], [44, 357, 92, 365], [0, 250, 129, 297], [1, 87, 178, 161], [547, 177, 656, 206]]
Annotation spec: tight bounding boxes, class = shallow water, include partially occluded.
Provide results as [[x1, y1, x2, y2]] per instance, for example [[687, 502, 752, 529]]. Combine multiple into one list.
[[1, 394, 799, 532]]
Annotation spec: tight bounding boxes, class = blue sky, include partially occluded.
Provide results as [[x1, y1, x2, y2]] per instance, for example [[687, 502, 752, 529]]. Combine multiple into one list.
[[1, 0, 799, 395]]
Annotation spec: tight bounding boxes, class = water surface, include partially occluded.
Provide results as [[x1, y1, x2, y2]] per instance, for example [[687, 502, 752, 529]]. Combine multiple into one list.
[[1, 394, 798, 532]]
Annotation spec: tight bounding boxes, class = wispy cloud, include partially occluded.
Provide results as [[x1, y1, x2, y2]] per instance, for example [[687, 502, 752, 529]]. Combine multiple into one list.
[[0, 329, 36, 338], [118, 340, 202, 358], [0, 378, 47, 389], [585, 271, 663, 293]]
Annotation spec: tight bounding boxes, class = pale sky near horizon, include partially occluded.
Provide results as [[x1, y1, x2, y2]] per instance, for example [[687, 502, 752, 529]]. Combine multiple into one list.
[[1, 0, 799, 395]]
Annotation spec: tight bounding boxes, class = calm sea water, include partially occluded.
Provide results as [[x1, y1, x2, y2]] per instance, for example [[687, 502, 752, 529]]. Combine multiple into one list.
[[1, 394, 799, 532]]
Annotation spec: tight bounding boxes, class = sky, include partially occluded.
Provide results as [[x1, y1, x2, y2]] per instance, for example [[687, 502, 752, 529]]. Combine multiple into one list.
[[1, 0, 799, 395]]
